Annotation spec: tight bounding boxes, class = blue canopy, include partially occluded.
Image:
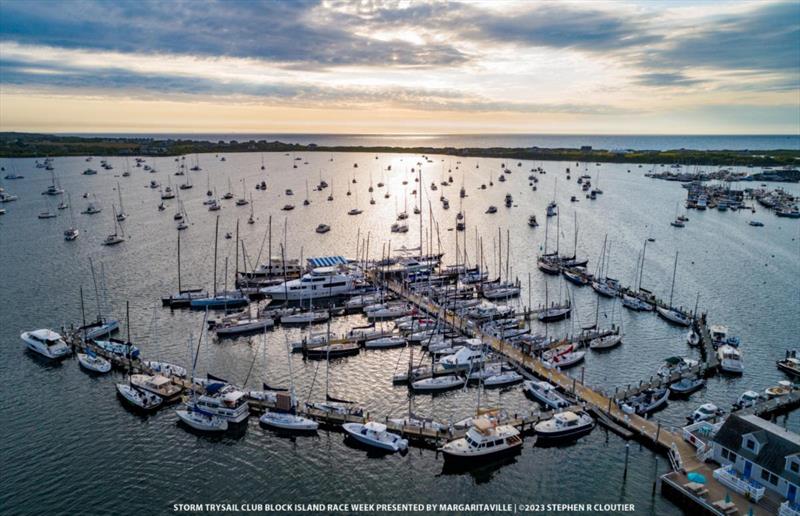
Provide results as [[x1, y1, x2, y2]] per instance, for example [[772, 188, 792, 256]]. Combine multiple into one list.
[[307, 256, 347, 268], [688, 472, 706, 484]]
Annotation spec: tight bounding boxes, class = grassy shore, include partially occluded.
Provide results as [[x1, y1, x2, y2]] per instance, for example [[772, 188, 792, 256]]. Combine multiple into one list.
[[1, 132, 798, 167]]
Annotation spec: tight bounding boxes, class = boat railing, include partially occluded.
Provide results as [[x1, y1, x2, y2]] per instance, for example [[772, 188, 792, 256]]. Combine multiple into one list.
[[712, 465, 766, 502], [780, 501, 800, 516]]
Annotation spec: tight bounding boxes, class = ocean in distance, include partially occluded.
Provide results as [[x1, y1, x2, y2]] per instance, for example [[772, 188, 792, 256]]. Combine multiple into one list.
[[65, 133, 800, 151]]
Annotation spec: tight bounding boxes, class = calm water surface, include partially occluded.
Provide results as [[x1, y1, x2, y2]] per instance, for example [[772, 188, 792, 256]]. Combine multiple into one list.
[[1, 152, 798, 515]]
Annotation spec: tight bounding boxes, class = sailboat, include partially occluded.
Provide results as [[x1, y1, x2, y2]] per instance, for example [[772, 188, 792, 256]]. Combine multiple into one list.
[[622, 242, 655, 311], [589, 299, 623, 350], [348, 187, 363, 215], [656, 251, 692, 326], [38, 197, 57, 219], [115, 182, 127, 221], [259, 335, 319, 432], [303, 180, 311, 206], [236, 179, 249, 206], [176, 201, 188, 230], [162, 231, 208, 307], [64, 193, 79, 241], [161, 178, 175, 200], [102, 206, 125, 245], [176, 329, 228, 433], [190, 217, 248, 309], [116, 302, 163, 412], [248, 195, 255, 224], [591, 235, 619, 297], [222, 177, 234, 200], [206, 173, 213, 197], [180, 167, 193, 190]]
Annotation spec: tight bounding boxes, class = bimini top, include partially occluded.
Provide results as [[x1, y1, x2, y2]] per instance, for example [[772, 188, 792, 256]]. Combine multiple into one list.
[[307, 256, 348, 268]]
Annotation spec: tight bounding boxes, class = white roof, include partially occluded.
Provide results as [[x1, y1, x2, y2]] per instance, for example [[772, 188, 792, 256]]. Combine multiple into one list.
[[364, 421, 387, 433], [30, 329, 62, 340]]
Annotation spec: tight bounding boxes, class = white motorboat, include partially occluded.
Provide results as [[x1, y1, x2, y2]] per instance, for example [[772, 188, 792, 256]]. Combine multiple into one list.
[[143, 361, 187, 378], [717, 344, 744, 375], [523, 380, 570, 409], [589, 334, 622, 350], [259, 411, 318, 432], [534, 411, 594, 440], [732, 390, 761, 410], [687, 403, 723, 423], [686, 330, 700, 347], [21, 329, 71, 360], [116, 383, 163, 412], [364, 335, 407, 349], [176, 406, 229, 432], [261, 266, 359, 300], [439, 342, 485, 369], [93, 338, 139, 359], [387, 415, 447, 432], [215, 317, 275, 336], [342, 422, 408, 452], [620, 388, 669, 415], [483, 371, 523, 388], [280, 311, 329, 325], [315, 224, 331, 234], [440, 418, 522, 462], [658, 356, 699, 378], [411, 374, 463, 393], [668, 377, 705, 397], [77, 350, 111, 373], [192, 383, 250, 423]]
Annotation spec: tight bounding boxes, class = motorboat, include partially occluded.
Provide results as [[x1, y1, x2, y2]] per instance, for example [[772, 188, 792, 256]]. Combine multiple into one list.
[[534, 411, 594, 440], [687, 403, 723, 423], [658, 356, 699, 378], [620, 388, 669, 415], [387, 415, 447, 432], [176, 405, 229, 432], [668, 377, 705, 398], [439, 342, 484, 369], [116, 384, 163, 412], [589, 333, 622, 350], [348, 208, 362, 215], [315, 224, 331, 234], [732, 390, 761, 410], [686, 330, 700, 347], [261, 266, 359, 301], [342, 422, 408, 452], [440, 418, 522, 462], [528, 215, 539, 227], [411, 374, 463, 393], [748, 220, 764, 227], [192, 382, 250, 423], [485, 205, 497, 214], [523, 380, 570, 409], [143, 361, 187, 378], [215, 317, 275, 336], [717, 345, 744, 375], [777, 352, 800, 378], [21, 329, 71, 360], [130, 374, 183, 402], [64, 228, 80, 241], [77, 350, 111, 373], [765, 381, 793, 398]]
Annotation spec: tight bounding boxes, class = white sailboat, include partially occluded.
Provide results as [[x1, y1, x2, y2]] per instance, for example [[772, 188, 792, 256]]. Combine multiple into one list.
[[259, 335, 319, 432], [102, 206, 125, 245]]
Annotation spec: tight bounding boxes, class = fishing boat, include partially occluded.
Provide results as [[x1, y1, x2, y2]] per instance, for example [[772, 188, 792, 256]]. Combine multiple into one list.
[[777, 352, 800, 378], [20, 329, 71, 360], [523, 380, 570, 409], [717, 345, 744, 375], [620, 388, 669, 415], [411, 374, 463, 393], [342, 422, 408, 452], [116, 383, 162, 412], [534, 411, 594, 440], [668, 377, 705, 398], [687, 403, 723, 423], [77, 349, 111, 374], [440, 418, 522, 463]]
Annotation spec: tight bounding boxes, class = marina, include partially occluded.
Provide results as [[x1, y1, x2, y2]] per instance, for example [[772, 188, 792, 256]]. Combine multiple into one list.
[[3, 146, 799, 515]]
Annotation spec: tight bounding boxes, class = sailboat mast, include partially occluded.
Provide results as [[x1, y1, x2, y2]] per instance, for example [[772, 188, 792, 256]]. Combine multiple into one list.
[[638, 240, 648, 291], [213, 215, 219, 296], [669, 251, 679, 307], [177, 231, 182, 293]]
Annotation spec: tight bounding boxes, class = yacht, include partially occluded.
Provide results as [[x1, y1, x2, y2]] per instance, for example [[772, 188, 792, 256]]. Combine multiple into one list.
[[260, 267, 359, 300], [717, 344, 744, 375], [77, 350, 111, 374], [21, 329, 71, 360], [81, 202, 102, 215], [130, 374, 183, 403], [116, 384, 162, 412], [523, 380, 570, 409], [190, 383, 249, 423], [244, 257, 302, 279], [534, 411, 594, 440], [342, 422, 408, 453], [440, 418, 522, 462]]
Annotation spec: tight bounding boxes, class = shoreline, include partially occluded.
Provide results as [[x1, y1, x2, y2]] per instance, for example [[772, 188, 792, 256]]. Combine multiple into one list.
[[1, 132, 799, 166]]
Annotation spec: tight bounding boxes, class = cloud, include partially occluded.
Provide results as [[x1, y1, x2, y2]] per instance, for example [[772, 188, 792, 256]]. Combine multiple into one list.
[[0, 0, 467, 67], [634, 72, 704, 87]]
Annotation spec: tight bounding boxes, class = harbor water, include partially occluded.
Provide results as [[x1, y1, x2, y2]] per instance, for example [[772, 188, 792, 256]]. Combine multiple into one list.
[[1, 150, 799, 514]]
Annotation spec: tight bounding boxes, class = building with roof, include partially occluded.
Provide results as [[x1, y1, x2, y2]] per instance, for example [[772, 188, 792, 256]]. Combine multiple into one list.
[[711, 414, 800, 503]]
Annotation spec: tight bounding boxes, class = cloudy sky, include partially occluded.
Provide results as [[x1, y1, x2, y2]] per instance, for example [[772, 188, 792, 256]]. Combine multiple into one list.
[[0, 0, 798, 134]]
